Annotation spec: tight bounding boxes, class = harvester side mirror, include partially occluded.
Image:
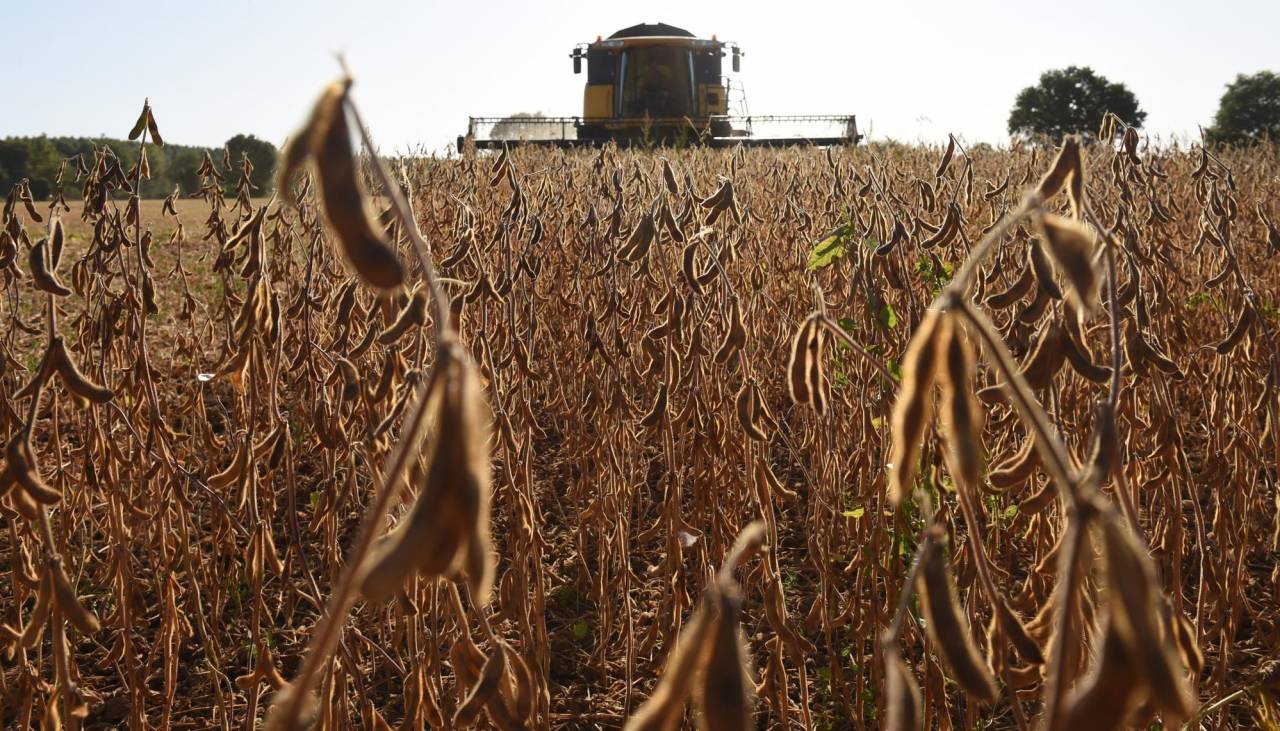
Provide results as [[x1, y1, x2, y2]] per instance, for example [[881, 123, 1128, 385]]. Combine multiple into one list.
[[732, 46, 741, 72], [573, 55, 581, 74]]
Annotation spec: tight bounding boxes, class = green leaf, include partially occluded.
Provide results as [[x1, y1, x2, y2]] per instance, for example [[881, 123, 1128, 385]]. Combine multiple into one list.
[[842, 507, 866, 519], [808, 229, 850, 271], [865, 293, 898, 332], [940, 474, 956, 493], [571, 621, 591, 641], [915, 255, 955, 295], [886, 357, 903, 382], [831, 367, 850, 389], [1003, 504, 1018, 520], [877, 302, 899, 330]]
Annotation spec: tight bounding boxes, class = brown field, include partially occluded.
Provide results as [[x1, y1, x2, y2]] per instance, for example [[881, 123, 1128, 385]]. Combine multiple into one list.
[[54, 197, 220, 242], [2, 95, 1279, 731]]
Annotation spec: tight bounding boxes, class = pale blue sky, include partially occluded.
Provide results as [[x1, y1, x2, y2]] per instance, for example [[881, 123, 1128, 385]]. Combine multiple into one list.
[[3, 0, 1275, 152]]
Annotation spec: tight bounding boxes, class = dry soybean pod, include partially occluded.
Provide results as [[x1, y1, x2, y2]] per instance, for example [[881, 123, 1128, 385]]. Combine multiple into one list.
[[623, 608, 714, 731], [29, 236, 72, 297], [51, 337, 113, 403], [713, 298, 747, 365], [207, 439, 249, 491], [916, 535, 998, 703], [662, 157, 680, 195], [1036, 135, 1082, 204], [1061, 329, 1112, 383], [8, 436, 62, 505], [378, 287, 428, 344], [639, 383, 669, 429], [50, 561, 100, 634], [698, 584, 752, 731], [884, 648, 922, 731], [288, 79, 405, 290], [619, 210, 656, 263], [49, 216, 65, 269], [453, 644, 506, 727], [681, 240, 702, 294], [1019, 323, 1066, 390], [938, 314, 983, 489], [1060, 620, 1140, 731], [985, 264, 1034, 309], [1037, 212, 1098, 312], [735, 382, 767, 441], [986, 434, 1040, 491], [1213, 304, 1253, 355], [359, 341, 492, 604], [1028, 237, 1062, 301], [19, 569, 54, 649], [1102, 517, 1193, 723], [887, 309, 944, 505], [805, 314, 828, 415], [786, 317, 816, 407]]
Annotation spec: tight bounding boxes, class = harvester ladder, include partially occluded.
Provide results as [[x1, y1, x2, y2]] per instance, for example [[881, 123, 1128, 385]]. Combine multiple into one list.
[[724, 77, 750, 120]]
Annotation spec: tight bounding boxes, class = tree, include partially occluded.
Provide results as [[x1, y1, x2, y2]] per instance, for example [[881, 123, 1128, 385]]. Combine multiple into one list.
[[224, 134, 278, 195], [1008, 66, 1146, 142], [1, 135, 217, 199], [166, 145, 204, 195], [6, 136, 63, 199], [1207, 71, 1280, 146]]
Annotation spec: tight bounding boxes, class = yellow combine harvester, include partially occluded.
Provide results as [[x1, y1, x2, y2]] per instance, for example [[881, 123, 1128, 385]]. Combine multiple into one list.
[[459, 22, 861, 150]]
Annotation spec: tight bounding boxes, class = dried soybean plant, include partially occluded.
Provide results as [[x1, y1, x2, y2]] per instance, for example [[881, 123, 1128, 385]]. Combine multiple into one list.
[[3, 82, 1279, 729], [263, 75, 495, 730], [624, 521, 765, 731], [814, 135, 1207, 729]]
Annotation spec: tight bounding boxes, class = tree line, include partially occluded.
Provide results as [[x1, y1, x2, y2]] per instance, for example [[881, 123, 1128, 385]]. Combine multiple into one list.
[[0, 134, 278, 200], [1008, 68, 1280, 145]]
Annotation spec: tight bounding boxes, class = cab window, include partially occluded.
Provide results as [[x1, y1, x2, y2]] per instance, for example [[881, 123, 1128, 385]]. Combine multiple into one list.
[[619, 45, 695, 118]]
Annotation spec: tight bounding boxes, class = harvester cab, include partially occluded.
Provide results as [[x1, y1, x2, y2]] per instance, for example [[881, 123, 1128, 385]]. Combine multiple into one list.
[[460, 22, 861, 150]]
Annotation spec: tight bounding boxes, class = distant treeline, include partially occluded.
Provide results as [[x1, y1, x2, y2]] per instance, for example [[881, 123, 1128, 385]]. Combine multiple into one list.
[[0, 134, 278, 200]]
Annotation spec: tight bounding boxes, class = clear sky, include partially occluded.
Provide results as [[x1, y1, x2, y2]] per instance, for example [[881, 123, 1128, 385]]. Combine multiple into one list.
[[3, 0, 1275, 153]]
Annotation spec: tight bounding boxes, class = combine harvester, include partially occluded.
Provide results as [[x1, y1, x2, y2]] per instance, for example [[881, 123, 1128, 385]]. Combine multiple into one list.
[[459, 22, 862, 150]]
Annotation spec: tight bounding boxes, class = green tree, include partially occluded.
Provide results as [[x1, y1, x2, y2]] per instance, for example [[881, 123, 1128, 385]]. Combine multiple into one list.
[[166, 145, 204, 195], [1207, 71, 1280, 146], [0, 140, 27, 193], [1, 135, 228, 199], [223, 134, 278, 195], [2, 136, 64, 198], [1008, 66, 1146, 142]]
